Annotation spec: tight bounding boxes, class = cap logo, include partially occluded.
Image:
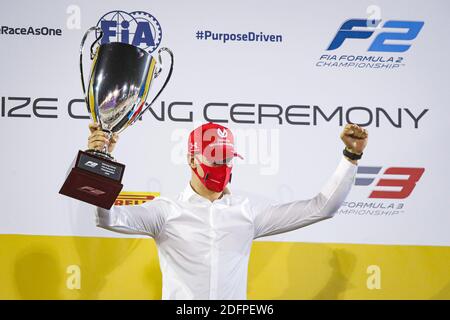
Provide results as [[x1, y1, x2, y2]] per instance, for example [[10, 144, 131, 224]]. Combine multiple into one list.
[[190, 142, 200, 151], [217, 128, 228, 138]]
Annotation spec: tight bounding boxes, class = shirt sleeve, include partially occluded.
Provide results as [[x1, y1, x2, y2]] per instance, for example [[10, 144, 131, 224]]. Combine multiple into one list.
[[95, 198, 168, 238], [252, 156, 357, 239]]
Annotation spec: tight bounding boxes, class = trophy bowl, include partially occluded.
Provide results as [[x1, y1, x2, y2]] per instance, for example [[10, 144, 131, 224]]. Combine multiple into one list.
[[59, 26, 173, 209]]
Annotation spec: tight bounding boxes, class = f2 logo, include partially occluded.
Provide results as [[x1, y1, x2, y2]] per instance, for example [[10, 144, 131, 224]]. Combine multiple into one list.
[[355, 166, 425, 199], [328, 19, 424, 52]]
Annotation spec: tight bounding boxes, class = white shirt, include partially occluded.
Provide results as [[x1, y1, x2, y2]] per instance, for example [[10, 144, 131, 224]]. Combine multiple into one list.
[[95, 156, 357, 300]]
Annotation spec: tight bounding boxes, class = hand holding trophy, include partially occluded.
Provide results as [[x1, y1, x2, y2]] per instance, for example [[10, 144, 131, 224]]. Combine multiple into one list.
[[59, 26, 173, 209], [87, 123, 119, 153]]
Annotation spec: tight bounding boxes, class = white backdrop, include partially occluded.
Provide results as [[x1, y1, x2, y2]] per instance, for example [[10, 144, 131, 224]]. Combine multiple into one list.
[[1, 0, 449, 246]]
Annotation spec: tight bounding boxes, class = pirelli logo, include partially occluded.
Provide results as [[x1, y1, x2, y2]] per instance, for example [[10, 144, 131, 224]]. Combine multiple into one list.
[[114, 191, 160, 206]]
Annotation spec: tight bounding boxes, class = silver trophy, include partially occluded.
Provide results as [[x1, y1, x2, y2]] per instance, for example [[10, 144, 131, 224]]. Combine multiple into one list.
[[59, 26, 174, 209]]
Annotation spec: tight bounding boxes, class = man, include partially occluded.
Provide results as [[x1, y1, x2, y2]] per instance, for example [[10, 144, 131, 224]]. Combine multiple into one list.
[[88, 122, 368, 299]]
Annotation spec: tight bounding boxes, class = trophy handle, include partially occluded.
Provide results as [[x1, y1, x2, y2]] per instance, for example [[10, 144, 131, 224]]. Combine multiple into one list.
[[79, 26, 103, 100], [130, 47, 174, 125]]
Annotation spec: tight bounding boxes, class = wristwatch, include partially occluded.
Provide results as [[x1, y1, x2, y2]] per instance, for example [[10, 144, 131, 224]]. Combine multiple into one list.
[[343, 147, 363, 160]]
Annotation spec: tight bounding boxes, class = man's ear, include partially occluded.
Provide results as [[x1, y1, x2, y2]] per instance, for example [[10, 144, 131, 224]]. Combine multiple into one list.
[[187, 154, 196, 168]]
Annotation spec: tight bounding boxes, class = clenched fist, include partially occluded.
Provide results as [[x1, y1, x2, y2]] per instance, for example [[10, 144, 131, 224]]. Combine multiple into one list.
[[88, 123, 119, 153], [340, 123, 368, 163]]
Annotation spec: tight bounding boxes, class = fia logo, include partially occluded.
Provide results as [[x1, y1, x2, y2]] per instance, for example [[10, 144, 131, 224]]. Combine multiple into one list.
[[96, 10, 162, 53], [217, 128, 228, 138]]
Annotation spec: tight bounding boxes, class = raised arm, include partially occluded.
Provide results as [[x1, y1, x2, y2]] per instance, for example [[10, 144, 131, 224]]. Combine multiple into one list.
[[252, 156, 356, 239], [252, 124, 368, 239], [96, 199, 168, 238], [86, 122, 167, 238]]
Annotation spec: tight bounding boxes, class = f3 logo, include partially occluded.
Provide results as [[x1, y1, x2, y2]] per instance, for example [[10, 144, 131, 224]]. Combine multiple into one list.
[[355, 166, 425, 199], [327, 19, 424, 52]]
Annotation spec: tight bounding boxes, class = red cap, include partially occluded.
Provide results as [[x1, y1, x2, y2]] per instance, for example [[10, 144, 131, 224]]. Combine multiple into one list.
[[188, 122, 243, 162]]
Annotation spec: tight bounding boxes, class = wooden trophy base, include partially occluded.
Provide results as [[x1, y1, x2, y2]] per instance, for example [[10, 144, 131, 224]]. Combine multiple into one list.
[[59, 150, 125, 209]]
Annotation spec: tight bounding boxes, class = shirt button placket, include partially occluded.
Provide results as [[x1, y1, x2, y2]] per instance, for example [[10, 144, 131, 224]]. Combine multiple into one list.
[[209, 203, 218, 299]]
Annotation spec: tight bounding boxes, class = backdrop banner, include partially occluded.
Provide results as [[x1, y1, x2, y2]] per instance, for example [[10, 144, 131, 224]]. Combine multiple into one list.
[[1, 0, 449, 299]]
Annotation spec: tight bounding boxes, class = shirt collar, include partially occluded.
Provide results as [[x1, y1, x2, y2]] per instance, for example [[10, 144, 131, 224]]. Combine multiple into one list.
[[180, 182, 232, 205]]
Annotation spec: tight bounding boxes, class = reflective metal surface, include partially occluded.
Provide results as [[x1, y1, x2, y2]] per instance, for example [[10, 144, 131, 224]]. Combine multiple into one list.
[[79, 26, 173, 134], [88, 41, 154, 133]]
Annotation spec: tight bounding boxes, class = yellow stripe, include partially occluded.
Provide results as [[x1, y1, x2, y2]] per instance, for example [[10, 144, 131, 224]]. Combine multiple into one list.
[[117, 191, 160, 197], [141, 57, 156, 103], [88, 48, 99, 123], [121, 57, 156, 131], [0, 234, 448, 299]]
